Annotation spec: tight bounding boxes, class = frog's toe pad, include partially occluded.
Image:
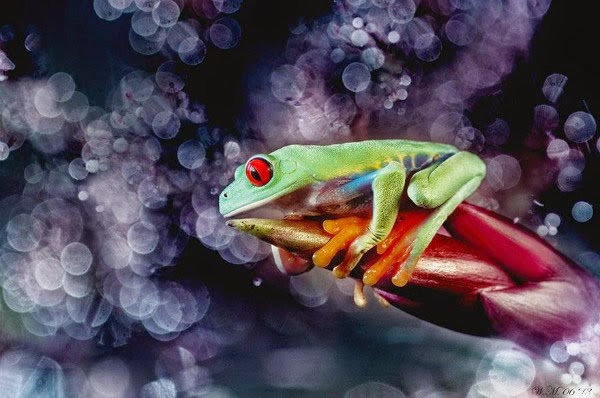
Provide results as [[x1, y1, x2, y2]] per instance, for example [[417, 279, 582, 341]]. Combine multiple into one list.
[[392, 269, 412, 287], [353, 280, 367, 307]]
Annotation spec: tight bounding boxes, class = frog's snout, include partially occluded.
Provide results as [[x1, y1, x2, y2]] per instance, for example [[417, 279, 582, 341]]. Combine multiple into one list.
[[218, 190, 230, 216]]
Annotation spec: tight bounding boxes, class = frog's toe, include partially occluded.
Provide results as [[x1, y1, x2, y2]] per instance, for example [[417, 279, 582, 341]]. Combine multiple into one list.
[[363, 243, 418, 287], [392, 268, 413, 287], [332, 233, 376, 278], [353, 280, 367, 307], [361, 211, 428, 286], [312, 217, 368, 268], [332, 251, 361, 278], [362, 239, 413, 286]]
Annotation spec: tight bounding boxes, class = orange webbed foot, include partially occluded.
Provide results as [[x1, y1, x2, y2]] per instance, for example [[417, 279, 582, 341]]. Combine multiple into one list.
[[312, 216, 369, 269], [363, 210, 429, 287]]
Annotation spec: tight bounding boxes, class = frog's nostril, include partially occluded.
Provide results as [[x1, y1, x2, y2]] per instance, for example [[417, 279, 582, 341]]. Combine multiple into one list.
[[223, 192, 228, 198]]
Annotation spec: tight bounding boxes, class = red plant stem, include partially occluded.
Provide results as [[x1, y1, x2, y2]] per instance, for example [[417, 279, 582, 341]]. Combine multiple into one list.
[[230, 204, 600, 351]]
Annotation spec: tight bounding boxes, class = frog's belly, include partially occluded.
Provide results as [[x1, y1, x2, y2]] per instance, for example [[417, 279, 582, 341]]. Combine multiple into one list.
[[273, 179, 374, 219]]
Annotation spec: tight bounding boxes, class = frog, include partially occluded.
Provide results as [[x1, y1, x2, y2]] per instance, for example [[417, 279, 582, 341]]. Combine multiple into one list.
[[219, 139, 486, 288]]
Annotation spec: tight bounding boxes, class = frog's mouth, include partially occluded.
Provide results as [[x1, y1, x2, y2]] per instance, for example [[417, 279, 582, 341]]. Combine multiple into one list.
[[221, 193, 285, 218], [220, 181, 312, 218]]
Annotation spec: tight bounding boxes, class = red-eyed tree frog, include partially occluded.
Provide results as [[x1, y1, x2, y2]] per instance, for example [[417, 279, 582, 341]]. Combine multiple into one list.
[[219, 140, 486, 287]]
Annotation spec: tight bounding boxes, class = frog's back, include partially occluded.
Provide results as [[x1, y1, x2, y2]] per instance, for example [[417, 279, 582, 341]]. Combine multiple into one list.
[[335, 139, 458, 172], [273, 139, 459, 179], [338, 139, 458, 157]]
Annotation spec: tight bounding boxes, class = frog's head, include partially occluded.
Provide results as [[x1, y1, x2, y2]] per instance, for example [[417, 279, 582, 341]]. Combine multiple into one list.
[[219, 150, 315, 217]]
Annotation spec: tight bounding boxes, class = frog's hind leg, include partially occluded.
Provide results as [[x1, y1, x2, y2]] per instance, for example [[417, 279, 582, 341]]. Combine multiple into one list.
[[389, 151, 485, 287]]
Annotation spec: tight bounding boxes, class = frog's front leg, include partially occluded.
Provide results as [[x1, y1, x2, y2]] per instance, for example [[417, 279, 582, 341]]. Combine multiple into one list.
[[384, 151, 485, 286], [313, 162, 406, 277]]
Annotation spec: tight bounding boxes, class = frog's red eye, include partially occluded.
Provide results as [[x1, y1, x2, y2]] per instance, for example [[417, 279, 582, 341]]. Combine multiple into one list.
[[245, 157, 273, 187]]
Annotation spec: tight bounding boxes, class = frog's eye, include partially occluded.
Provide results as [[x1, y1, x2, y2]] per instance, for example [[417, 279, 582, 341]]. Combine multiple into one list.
[[245, 157, 273, 187]]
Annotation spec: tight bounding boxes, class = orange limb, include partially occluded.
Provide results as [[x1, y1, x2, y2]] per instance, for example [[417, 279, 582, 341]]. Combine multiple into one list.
[[392, 269, 412, 287], [353, 280, 367, 307], [322, 216, 366, 234], [364, 236, 413, 286], [376, 210, 429, 254], [364, 210, 429, 287], [313, 217, 369, 268]]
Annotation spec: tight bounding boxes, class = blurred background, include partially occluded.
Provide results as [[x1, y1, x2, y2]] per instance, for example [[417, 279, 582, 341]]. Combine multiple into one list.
[[0, 0, 598, 396]]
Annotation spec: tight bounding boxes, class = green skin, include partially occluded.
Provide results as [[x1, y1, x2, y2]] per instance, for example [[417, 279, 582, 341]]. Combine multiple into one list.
[[219, 139, 486, 279]]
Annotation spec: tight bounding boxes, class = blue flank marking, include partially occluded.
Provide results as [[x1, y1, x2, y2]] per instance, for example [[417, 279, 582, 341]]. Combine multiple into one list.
[[414, 153, 430, 169], [340, 170, 379, 196], [332, 152, 455, 200]]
